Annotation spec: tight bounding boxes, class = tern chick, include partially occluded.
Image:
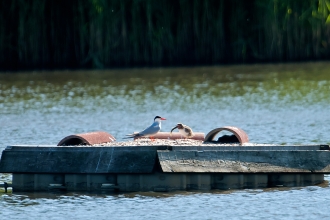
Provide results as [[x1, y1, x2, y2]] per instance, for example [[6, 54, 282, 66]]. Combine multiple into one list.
[[126, 116, 166, 139], [170, 123, 194, 139]]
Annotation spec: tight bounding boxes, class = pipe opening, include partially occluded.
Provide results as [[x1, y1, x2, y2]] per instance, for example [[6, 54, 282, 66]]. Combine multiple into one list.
[[59, 138, 87, 146], [204, 126, 249, 145], [214, 131, 240, 144]]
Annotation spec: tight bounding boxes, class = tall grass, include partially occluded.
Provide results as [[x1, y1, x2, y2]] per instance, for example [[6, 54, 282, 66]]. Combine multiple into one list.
[[0, 0, 330, 70]]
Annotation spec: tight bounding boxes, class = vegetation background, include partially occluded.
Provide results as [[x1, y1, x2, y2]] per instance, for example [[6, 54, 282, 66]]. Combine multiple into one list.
[[1, 0, 330, 70]]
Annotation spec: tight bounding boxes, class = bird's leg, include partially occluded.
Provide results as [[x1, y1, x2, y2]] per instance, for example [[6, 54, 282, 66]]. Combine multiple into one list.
[[149, 136, 155, 141]]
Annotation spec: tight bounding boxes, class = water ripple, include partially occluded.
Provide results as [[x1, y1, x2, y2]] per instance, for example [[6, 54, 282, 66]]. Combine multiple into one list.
[[1, 63, 330, 219]]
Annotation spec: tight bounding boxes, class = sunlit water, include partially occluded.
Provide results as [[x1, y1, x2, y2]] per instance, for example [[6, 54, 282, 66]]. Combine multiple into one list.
[[1, 62, 330, 219]]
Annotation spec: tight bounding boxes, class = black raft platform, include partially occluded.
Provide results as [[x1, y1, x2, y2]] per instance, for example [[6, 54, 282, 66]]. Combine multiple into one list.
[[0, 144, 330, 192]]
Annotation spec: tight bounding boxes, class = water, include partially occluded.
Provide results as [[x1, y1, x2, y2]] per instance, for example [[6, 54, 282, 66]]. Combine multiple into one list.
[[0, 183, 330, 219], [0, 62, 330, 219]]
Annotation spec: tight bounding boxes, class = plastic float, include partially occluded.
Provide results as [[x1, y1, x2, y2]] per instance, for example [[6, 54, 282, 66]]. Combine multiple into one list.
[[0, 126, 329, 192]]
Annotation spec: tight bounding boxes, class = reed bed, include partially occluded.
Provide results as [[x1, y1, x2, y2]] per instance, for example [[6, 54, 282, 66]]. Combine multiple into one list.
[[1, 0, 330, 70]]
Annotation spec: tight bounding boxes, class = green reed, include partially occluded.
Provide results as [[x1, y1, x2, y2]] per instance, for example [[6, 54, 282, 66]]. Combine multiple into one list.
[[0, 0, 330, 70]]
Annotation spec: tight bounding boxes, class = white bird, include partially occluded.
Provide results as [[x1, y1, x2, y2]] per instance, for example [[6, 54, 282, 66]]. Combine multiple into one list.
[[170, 123, 194, 139], [126, 116, 166, 139]]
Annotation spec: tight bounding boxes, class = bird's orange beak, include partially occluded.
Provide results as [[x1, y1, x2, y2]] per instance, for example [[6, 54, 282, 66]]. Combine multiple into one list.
[[161, 117, 166, 120]]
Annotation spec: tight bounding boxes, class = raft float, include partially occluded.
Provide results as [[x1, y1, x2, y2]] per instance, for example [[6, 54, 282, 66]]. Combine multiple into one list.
[[0, 126, 329, 192]]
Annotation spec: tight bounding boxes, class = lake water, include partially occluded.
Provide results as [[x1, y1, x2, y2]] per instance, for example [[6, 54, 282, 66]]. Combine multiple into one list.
[[0, 62, 330, 219]]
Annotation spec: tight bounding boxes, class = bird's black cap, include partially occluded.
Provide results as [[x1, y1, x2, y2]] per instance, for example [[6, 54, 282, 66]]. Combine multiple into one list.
[[154, 116, 162, 120]]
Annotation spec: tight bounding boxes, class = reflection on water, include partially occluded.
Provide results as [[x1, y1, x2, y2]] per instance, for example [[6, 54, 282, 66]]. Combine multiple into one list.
[[1, 62, 330, 114], [1, 62, 330, 219], [0, 176, 329, 220]]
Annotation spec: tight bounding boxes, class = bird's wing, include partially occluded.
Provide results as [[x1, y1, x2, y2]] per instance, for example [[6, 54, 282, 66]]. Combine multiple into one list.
[[139, 122, 160, 136], [125, 131, 140, 138], [184, 126, 193, 137]]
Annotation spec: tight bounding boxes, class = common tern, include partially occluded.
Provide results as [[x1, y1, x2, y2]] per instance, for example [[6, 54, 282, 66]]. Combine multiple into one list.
[[126, 116, 166, 139], [170, 123, 194, 139]]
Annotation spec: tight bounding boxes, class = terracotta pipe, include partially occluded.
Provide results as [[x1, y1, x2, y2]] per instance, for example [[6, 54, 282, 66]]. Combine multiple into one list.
[[57, 131, 116, 146], [204, 126, 249, 145]]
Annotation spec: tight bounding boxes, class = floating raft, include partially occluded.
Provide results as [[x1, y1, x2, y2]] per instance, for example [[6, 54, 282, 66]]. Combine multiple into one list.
[[0, 127, 329, 192], [0, 143, 329, 192]]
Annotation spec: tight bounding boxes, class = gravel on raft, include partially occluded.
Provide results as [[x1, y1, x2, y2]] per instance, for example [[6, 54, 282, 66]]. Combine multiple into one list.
[[92, 139, 274, 147]]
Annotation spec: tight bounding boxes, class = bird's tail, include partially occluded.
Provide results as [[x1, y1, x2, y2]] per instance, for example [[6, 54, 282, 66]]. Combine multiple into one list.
[[124, 132, 139, 139]]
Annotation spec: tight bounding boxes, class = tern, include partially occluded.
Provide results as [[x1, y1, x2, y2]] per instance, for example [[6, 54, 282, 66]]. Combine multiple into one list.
[[170, 123, 194, 139], [126, 116, 166, 139]]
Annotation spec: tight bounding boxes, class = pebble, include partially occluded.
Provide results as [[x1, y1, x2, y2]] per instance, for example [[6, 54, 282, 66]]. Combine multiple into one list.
[[92, 139, 273, 147]]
